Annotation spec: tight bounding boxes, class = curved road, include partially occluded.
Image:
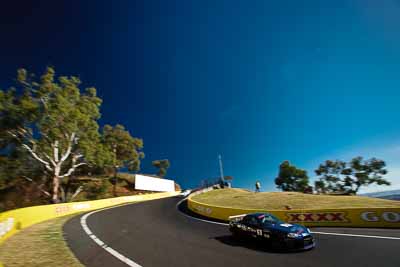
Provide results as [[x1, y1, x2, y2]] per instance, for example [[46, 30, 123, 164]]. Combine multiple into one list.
[[64, 196, 400, 267]]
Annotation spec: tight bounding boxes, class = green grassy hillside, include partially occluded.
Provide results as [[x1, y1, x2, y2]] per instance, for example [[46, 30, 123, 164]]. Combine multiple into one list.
[[191, 188, 400, 210]]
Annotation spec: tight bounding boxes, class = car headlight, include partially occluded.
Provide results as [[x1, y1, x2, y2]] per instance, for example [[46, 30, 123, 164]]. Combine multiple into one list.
[[287, 232, 301, 238]]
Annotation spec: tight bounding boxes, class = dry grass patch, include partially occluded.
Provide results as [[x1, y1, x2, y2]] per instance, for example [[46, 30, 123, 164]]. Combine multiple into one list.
[[0, 215, 82, 267], [192, 188, 400, 210]]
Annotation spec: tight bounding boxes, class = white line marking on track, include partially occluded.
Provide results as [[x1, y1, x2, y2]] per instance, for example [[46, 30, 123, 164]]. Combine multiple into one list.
[[80, 205, 142, 267], [177, 198, 400, 241]]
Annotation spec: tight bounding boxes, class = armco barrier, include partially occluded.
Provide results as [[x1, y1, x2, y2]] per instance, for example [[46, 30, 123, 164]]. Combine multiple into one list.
[[190, 185, 217, 197], [188, 196, 400, 228], [0, 191, 178, 244]]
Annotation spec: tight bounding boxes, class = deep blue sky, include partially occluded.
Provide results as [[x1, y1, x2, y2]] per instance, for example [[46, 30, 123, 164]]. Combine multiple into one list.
[[1, 0, 400, 192]]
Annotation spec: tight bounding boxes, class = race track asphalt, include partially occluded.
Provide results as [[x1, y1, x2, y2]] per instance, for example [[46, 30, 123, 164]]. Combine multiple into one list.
[[64, 196, 400, 267]]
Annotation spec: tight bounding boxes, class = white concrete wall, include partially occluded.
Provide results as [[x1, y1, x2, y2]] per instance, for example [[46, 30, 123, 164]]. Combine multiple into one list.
[[134, 174, 175, 192]]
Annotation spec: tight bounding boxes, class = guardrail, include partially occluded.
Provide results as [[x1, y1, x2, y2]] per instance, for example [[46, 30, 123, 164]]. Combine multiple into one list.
[[190, 185, 218, 197], [187, 194, 400, 228], [0, 191, 179, 244]]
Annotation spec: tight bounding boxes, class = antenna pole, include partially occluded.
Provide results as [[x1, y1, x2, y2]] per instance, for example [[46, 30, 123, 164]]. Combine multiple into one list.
[[218, 154, 225, 184]]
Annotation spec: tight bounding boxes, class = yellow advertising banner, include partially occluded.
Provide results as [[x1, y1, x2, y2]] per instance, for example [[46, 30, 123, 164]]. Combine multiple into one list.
[[188, 197, 400, 228]]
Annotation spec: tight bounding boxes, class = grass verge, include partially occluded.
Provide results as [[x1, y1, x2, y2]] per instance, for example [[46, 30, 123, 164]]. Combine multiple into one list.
[[192, 188, 400, 210], [0, 215, 83, 267]]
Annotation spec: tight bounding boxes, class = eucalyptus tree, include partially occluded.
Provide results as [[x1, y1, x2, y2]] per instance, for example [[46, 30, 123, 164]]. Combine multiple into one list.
[[1, 67, 103, 203], [102, 124, 144, 195], [274, 160, 310, 192], [315, 157, 390, 194], [152, 159, 170, 177]]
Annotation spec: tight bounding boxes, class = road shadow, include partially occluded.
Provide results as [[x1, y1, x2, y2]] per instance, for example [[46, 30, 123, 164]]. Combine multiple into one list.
[[213, 235, 312, 254], [177, 198, 313, 254]]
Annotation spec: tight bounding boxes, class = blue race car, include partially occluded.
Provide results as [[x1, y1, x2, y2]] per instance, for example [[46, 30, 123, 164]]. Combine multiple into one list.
[[228, 212, 315, 251]]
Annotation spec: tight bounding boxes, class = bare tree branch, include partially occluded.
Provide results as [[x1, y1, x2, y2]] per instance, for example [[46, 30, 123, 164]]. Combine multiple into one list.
[[10, 126, 32, 140], [69, 185, 83, 202], [21, 144, 53, 171], [44, 154, 57, 167], [38, 185, 51, 197], [40, 97, 48, 110], [54, 140, 59, 163], [74, 162, 86, 168], [22, 176, 33, 182], [59, 162, 87, 178], [7, 130, 18, 139], [60, 132, 76, 163]]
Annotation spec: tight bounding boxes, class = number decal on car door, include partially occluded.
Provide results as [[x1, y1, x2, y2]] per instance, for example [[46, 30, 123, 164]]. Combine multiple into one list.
[[256, 229, 262, 236]]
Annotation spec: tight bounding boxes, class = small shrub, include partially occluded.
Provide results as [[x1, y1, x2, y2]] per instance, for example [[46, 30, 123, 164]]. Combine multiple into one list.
[[84, 180, 109, 200]]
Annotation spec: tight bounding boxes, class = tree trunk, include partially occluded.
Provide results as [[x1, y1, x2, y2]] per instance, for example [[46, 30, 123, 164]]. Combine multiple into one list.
[[52, 175, 60, 203], [113, 167, 118, 197]]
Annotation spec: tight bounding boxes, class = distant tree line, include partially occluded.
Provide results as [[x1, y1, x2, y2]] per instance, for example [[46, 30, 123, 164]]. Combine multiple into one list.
[[0, 67, 170, 204], [274, 157, 390, 195]]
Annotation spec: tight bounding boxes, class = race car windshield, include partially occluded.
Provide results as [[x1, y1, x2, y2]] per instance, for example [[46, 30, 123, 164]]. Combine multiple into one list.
[[260, 214, 280, 225]]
